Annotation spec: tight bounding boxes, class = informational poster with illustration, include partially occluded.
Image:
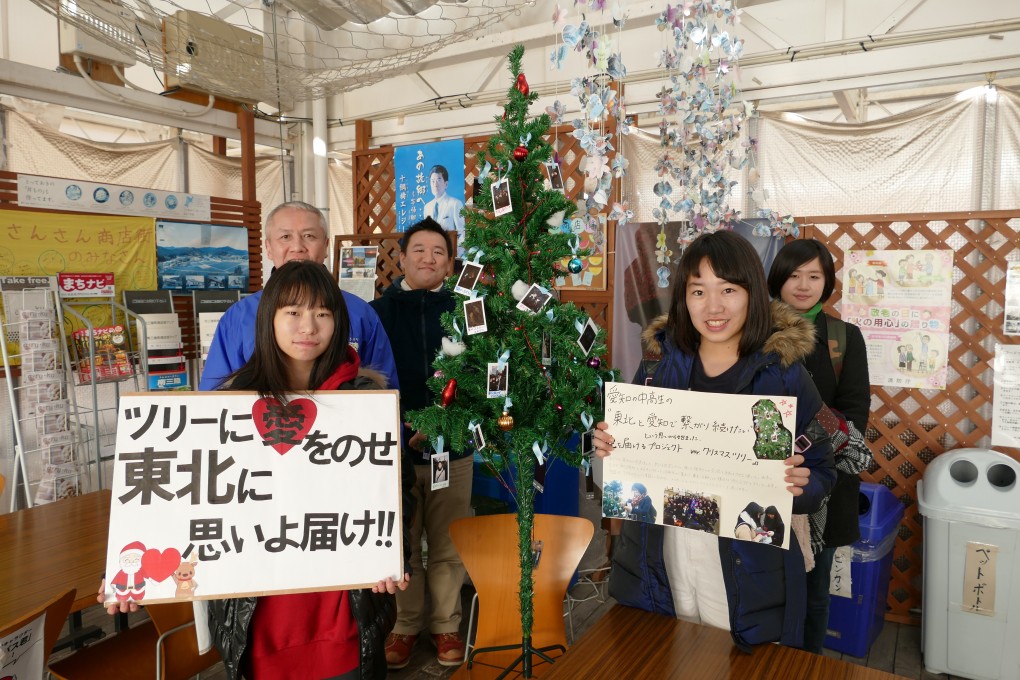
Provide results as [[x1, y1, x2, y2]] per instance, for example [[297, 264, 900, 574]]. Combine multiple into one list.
[[338, 246, 379, 302], [841, 250, 953, 390], [602, 382, 794, 549], [991, 344, 1020, 448], [102, 391, 404, 606]]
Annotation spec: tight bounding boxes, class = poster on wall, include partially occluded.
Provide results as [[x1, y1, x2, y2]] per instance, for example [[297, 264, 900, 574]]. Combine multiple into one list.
[[101, 391, 404, 605], [841, 250, 953, 390], [337, 246, 379, 302], [18, 174, 211, 222], [0, 208, 157, 312], [610, 220, 785, 385], [601, 382, 794, 549], [1004, 262, 1020, 337], [156, 221, 249, 293], [393, 139, 466, 247], [991, 344, 1020, 448]]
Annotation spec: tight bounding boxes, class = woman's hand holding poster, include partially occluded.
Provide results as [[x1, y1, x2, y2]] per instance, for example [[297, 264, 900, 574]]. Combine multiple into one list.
[[602, 382, 794, 549], [102, 391, 403, 606]]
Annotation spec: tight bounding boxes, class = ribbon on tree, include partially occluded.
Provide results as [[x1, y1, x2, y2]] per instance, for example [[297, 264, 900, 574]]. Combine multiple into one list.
[[435, 434, 445, 454], [581, 412, 593, 431], [495, 348, 511, 371], [534, 438, 550, 464], [466, 247, 486, 265]]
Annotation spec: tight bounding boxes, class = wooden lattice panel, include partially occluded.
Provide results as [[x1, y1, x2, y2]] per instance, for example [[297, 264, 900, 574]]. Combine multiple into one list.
[[353, 124, 618, 364], [801, 211, 1020, 624]]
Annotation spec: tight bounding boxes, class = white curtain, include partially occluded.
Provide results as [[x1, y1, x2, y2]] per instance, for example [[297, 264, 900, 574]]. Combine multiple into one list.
[[5, 110, 179, 189], [993, 88, 1020, 210], [756, 93, 985, 216]]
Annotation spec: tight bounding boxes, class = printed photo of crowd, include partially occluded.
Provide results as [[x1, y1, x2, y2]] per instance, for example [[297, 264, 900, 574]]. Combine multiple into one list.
[[662, 488, 721, 535]]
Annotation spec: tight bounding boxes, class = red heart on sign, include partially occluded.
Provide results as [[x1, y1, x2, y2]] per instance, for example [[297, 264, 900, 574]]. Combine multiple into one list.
[[142, 547, 181, 583], [251, 397, 317, 454]]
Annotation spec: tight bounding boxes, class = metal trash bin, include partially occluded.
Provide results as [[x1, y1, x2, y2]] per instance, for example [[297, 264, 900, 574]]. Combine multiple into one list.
[[918, 448, 1020, 680], [824, 481, 905, 656]]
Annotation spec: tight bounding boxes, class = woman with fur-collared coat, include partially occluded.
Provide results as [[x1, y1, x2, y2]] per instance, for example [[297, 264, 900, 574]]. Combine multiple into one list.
[[592, 231, 835, 652]]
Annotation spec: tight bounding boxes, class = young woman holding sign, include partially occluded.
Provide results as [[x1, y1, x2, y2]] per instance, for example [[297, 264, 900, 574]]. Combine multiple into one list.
[[102, 261, 412, 680], [592, 230, 835, 651]]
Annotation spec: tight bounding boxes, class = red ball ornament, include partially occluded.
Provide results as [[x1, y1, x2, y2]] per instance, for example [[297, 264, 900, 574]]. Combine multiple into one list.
[[516, 73, 530, 96], [441, 378, 458, 407], [555, 404, 564, 413], [513, 145, 528, 161]]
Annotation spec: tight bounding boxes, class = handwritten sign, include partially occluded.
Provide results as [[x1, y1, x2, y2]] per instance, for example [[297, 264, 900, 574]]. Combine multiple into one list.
[[102, 391, 403, 606], [829, 545, 854, 598], [602, 382, 795, 549], [962, 541, 998, 616], [0, 612, 45, 680]]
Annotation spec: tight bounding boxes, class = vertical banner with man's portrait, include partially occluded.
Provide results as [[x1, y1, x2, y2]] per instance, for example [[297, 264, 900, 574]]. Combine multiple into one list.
[[393, 140, 466, 248]]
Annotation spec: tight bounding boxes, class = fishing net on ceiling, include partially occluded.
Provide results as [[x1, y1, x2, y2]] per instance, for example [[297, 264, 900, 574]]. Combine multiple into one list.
[[31, 0, 534, 106]]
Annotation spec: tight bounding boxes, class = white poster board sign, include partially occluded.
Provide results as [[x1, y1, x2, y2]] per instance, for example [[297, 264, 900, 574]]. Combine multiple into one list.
[[602, 382, 795, 549], [102, 391, 403, 606], [0, 613, 45, 680]]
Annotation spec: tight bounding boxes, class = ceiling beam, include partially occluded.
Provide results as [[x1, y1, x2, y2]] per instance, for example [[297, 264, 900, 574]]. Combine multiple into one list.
[[833, 88, 867, 122], [870, 0, 928, 36], [0, 59, 290, 147]]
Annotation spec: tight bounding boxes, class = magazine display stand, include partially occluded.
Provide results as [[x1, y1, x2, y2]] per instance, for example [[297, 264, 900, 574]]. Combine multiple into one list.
[[0, 276, 96, 510], [59, 288, 148, 498]]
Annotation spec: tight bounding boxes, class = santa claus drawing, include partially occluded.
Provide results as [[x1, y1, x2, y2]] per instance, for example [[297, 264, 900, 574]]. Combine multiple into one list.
[[109, 541, 147, 602]]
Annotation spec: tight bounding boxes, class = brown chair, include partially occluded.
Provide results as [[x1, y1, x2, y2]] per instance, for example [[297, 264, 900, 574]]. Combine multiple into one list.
[[0, 588, 76, 674], [450, 513, 594, 670], [48, 600, 221, 680]]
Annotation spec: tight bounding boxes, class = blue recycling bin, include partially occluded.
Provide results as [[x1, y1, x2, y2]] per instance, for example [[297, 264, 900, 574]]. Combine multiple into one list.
[[824, 482, 905, 656]]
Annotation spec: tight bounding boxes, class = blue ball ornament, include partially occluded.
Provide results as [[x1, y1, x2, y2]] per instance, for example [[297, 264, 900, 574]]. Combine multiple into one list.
[[568, 257, 583, 274]]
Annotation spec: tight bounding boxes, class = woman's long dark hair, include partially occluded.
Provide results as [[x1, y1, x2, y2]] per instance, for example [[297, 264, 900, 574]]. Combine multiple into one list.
[[665, 230, 773, 357], [225, 260, 350, 405]]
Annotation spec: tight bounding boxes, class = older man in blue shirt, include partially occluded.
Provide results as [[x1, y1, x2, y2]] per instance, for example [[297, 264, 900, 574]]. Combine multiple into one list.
[[200, 201, 398, 391]]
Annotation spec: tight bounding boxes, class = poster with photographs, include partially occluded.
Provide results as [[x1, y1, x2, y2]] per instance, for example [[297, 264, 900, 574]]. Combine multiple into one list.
[[454, 262, 483, 296], [516, 284, 552, 314], [156, 220, 250, 293], [486, 362, 509, 398], [1005, 262, 1020, 336], [464, 298, 488, 335], [338, 246, 379, 302], [601, 382, 795, 549], [491, 178, 513, 217]]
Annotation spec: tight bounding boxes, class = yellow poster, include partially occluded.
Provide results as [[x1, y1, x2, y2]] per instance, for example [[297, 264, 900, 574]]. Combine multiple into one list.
[[0, 208, 156, 340], [0, 207, 156, 288]]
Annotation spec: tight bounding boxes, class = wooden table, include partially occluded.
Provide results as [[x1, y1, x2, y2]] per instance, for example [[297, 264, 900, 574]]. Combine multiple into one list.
[[455, 605, 909, 679], [544, 606, 907, 680], [0, 490, 111, 624]]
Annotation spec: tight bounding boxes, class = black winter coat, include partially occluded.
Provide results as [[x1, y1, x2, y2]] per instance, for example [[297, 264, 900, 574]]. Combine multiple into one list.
[[804, 313, 872, 548], [370, 279, 468, 460]]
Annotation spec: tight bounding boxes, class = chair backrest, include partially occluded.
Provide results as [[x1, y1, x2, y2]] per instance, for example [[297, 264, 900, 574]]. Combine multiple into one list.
[[450, 513, 594, 652], [146, 601, 221, 680], [0, 588, 75, 672]]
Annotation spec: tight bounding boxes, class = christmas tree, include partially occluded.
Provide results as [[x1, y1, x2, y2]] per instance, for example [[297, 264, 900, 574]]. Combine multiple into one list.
[[409, 44, 612, 675]]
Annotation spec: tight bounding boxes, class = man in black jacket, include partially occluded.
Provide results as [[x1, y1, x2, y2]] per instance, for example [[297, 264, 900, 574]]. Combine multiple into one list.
[[371, 218, 470, 669]]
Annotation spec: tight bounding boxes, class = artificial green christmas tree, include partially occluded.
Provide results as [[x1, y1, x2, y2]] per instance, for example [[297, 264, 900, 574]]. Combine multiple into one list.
[[409, 44, 612, 676]]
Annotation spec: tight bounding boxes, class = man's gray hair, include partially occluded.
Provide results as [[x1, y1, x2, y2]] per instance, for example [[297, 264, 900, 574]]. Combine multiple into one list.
[[264, 201, 328, 239]]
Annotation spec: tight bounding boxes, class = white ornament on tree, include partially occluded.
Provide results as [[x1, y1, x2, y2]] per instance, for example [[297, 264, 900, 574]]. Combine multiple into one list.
[[511, 280, 530, 301]]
